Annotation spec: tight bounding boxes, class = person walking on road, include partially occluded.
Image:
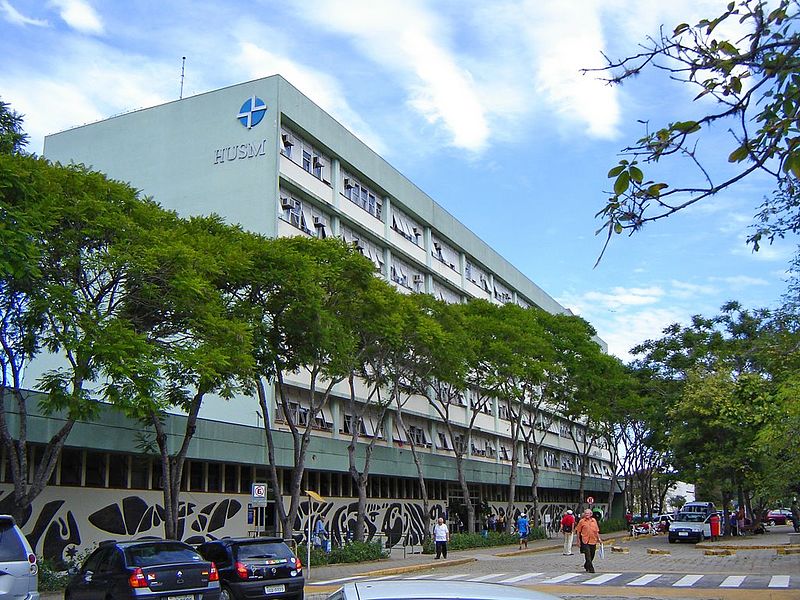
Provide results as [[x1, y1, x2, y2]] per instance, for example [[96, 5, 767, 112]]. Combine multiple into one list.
[[517, 513, 530, 550], [574, 508, 603, 573], [433, 517, 450, 559], [560, 510, 576, 555]]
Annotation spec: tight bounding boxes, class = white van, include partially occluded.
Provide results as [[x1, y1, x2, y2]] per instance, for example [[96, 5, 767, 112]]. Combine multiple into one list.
[[0, 515, 39, 600]]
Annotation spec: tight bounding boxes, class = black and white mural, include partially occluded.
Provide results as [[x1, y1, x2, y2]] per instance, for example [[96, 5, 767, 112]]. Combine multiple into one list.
[[0, 485, 606, 564]]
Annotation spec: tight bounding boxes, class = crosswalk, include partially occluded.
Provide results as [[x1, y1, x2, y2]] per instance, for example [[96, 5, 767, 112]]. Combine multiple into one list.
[[309, 570, 798, 590]]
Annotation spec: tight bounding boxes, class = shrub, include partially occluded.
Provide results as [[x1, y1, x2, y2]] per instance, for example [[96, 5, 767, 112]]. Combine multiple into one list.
[[38, 558, 70, 592], [599, 518, 628, 534], [297, 541, 388, 567], [422, 529, 542, 554]]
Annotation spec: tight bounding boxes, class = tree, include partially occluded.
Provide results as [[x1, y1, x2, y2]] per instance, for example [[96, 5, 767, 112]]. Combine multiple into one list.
[[120, 215, 255, 539], [0, 153, 165, 523], [239, 236, 376, 538], [592, 0, 800, 258], [0, 99, 28, 155]]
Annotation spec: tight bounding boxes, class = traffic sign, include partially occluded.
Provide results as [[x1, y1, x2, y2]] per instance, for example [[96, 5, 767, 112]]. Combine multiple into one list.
[[251, 483, 269, 506], [587, 496, 595, 505]]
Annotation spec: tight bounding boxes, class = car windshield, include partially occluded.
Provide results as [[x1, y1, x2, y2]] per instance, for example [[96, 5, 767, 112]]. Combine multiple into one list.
[[675, 513, 705, 523], [126, 543, 202, 567], [236, 542, 292, 561]]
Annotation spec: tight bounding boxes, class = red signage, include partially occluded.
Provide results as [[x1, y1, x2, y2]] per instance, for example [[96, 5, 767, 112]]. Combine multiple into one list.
[[587, 496, 595, 505]]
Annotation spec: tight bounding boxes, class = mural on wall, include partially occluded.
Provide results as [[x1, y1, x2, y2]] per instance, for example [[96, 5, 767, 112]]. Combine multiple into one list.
[[0, 484, 606, 564]]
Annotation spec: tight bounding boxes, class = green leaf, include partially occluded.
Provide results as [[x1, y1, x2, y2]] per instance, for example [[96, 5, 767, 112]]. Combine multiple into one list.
[[728, 144, 749, 162], [673, 23, 690, 35], [614, 223, 623, 234], [629, 166, 644, 183], [608, 165, 625, 178], [613, 171, 630, 195], [673, 121, 701, 134]]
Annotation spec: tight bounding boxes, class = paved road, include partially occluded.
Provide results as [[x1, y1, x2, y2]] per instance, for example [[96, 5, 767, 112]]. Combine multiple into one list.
[[304, 524, 800, 599]]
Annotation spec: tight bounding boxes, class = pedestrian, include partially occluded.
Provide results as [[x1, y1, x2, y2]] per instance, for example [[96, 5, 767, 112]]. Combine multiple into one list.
[[737, 506, 746, 536], [497, 513, 505, 533], [433, 517, 450, 559], [517, 512, 530, 550], [709, 512, 721, 542], [574, 508, 603, 573], [488, 513, 496, 532], [560, 510, 576, 555], [729, 510, 738, 536], [313, 518, 327, 550], [791, 500, 800, 533]]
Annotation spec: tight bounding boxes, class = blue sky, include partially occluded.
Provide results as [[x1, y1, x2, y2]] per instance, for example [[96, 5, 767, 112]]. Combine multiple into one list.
[[1, 0, 795, 361]]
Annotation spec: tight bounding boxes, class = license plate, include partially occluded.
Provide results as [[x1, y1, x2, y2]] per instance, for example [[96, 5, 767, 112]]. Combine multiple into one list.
[[264, 585, 286, 594], [678, 532, 688, 536], [167, 596, 194, 600]]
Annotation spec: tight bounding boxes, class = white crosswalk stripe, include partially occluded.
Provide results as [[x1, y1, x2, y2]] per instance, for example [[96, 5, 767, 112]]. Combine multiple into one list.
[[769, 575, 791, 588], [541, 572, 581, 584], [440, 574, 468, 580], [673, 574, 703, 587], [499, 572, 543, 584], [466, 573, 506, 582], [406, 574, 437, 579], [583, 573, 622, 585], [720, 575, 747, 588], [627, 574, 662, 586]]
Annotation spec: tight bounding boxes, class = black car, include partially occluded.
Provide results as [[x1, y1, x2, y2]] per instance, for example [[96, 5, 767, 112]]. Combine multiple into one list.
[[65, 539, 221, 600], [197, 537, 304, 600]]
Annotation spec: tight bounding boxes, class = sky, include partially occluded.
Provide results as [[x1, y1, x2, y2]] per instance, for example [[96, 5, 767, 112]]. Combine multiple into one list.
[[1, 0, 795, 362]]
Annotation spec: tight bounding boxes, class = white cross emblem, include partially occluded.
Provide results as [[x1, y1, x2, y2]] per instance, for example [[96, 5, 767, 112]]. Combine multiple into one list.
[[238, 95, 267, 129]]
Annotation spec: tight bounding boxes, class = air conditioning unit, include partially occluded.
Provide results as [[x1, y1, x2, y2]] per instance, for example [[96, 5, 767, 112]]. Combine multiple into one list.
[[281, 134, 294, 148], [281, 197, 293, 209], [313, 157, 324, 167], [344, 178, 354, 190], [313, 216, 325, 227], [413, 275, 424, 284]]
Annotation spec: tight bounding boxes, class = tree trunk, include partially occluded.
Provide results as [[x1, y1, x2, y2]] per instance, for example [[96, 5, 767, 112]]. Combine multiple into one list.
[[454, 451, 474, 533], [256, 378, 288, 537], [394, 403, 430, 542], [151, 391, 203, 540], [0, 387, 75, 525]]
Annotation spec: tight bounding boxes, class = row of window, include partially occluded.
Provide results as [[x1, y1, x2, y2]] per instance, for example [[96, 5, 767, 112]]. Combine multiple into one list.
[[1, 445, 592, 501], [278, 124, 526, 308]]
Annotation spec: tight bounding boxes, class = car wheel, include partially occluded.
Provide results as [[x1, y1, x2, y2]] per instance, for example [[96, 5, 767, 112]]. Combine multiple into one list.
[[698, 532, 705, 542], [220, 585, 233, 600], [668, 537, 676, 544], [769, 520, 775, 526]]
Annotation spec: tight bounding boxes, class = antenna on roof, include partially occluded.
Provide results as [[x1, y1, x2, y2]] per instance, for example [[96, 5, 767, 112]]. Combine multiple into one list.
[[179, 56, 186, 99]]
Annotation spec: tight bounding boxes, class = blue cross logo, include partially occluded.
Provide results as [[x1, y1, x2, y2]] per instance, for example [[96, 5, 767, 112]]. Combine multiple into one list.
[[238, 95, 267, 129]]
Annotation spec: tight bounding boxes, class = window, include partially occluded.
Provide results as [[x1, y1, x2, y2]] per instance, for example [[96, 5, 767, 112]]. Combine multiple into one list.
[[59, 448, 83, 486], [85, 451, 107, 487], [342, 172, 382, 220], [408, 426, 427, 446], [130, 456, 150, 489], [108, 454, 128, 488], [343, 414, 367, 436], [224, 464, 238, 493], [190, 461, 205, 491], [390, 208, 422, 245], [437, 432, 451, 450]]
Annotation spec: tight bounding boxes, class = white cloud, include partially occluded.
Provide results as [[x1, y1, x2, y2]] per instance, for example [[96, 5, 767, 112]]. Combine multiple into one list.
[[49, 0, 103, 34], [669, 279, 717, 299], [711, 275, 769, 288], [579, 286, 664, 310], [288, 0, 490, 151], [235, 42, 387, 156], [0, 1, 47, 26]]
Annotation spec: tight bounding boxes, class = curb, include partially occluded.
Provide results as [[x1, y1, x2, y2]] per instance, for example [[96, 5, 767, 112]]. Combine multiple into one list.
[[359, 557, 477, 578], [696, 542, 800, 550]]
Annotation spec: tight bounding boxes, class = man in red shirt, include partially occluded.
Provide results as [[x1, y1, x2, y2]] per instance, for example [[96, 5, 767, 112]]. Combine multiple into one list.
[[559, 510, 576, 555]]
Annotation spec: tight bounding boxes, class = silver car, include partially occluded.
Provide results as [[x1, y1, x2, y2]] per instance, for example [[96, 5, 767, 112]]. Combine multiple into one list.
[[0, 515, 39, 600], [326, 580, 562, 600]]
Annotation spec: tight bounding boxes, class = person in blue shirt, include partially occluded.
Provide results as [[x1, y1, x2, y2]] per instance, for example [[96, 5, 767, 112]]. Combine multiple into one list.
[[517, 513, 530, 549]]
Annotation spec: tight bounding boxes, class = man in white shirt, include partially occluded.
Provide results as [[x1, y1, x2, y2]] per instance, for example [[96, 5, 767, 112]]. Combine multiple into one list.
[[433, 517, 450, 559]]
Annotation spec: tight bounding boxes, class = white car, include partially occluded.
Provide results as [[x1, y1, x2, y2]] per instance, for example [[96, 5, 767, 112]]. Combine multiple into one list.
[[0, 515, 39, 600], [326, 580, 562, 600]]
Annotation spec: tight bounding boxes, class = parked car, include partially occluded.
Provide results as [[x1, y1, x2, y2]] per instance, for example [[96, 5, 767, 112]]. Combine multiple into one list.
[[326, 580, 563, 600], [0, 515, 39, 600], [197, 537, 304, 600], [668, 512, 711, 543], [766, 509, 793, 525], [64, 539, 220, 600]]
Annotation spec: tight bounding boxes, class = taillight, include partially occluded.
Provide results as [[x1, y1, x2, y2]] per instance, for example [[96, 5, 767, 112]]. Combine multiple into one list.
[[235, 561, 248, 580], [209, 562, 219, 582], [294, 557, 302, 571], [28, 554, 38, 575], [128, 567, 148, 589]]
